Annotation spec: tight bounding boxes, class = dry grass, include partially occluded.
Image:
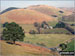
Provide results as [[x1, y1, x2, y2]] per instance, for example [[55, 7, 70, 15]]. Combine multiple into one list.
[[0, 40, 59, 56], [0, 9, 55, 24]]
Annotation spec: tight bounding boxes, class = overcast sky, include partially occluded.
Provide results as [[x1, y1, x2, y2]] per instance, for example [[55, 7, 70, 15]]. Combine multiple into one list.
[[0, 0, 74, 11]]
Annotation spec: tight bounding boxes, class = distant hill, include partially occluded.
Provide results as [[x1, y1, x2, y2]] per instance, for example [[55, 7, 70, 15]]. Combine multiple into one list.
[[0, 7, 19, 14], [28, 5, 72, 17], [0, 5, 72, 24], [59, 7, 75, 13], [62, 13, 75, 22]]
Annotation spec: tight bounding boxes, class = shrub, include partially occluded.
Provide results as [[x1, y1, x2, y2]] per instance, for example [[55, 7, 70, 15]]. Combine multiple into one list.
[[59, 43, 67, 50], [29, 30, 36, 34]]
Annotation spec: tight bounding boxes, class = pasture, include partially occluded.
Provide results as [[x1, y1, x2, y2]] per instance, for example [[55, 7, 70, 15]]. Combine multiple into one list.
[[40, 28, 71, 34], [24, 34, 74, 48], [19, 24, 36, 32]]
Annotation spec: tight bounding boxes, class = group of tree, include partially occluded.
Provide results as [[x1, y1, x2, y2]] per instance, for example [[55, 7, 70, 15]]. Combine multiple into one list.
[[54, 21, 65, 28], [2, 22, 25, 44], [33, 21, 49, 34]]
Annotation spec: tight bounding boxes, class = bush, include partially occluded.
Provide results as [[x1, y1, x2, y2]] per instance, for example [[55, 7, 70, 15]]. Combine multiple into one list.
[[34, 22, 39, 27], [59, 11, 64, 13], [59, 43, 67, 50], [29, 30, 36, 34], [54, 22, 65, 28]]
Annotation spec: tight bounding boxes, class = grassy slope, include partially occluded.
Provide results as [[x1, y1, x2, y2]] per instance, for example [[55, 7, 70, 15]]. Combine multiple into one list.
[[47, 21, 58, 27], [64, 39, 75, 51], [24, 34, 74, 48], [0, 9, 55, 24], [1, 41, 56, 56], [64, 22, 75, 30], [28, 5, 68, 17]]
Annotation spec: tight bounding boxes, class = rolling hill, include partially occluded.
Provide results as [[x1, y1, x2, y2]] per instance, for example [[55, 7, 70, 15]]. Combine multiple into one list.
[[62, 13, 75, 22], [0, 5, 72, 24], [59, 7, 75, 13], [27, 5, 72, 17], [0, 7, 19, 14], [0, 9, 55, 24]]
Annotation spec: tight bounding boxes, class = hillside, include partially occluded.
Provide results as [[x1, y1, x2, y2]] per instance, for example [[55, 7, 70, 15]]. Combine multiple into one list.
[[0, 9, 55, 24], [0, 7, 19, 14], [0, 40, 59, 56], [59, 7, 75, 13], [62, 13, 75, 22], [28, 5, 72, 17], [0, 5, 72, 24]]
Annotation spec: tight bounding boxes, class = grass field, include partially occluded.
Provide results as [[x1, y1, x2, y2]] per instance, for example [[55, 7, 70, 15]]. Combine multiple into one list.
[[47, 21, 58, 27], [64, 39, 75, 51], [19, 24, 36, 32], [24, 34, 74, 48], [40, 28, 71, 34], [64, 21, 75, 25]]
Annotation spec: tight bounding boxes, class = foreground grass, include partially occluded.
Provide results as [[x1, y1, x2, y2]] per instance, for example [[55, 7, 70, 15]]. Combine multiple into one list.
[[24, 34, 74, 48], [0, 41, 56, 56]]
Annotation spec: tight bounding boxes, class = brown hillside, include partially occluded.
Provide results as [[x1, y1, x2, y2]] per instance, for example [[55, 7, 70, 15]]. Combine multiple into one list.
[[28, 5, 72, 16], [0, 9, 55, 24], [0, 40, 60, 56]]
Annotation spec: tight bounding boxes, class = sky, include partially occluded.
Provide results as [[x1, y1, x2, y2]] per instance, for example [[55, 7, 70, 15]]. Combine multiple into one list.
[[0, 0, 74, 11]]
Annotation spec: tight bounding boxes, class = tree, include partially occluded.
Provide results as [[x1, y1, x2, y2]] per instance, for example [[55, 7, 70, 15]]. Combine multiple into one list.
[[34, 22, 39, 27], [59, 43, 67, 50], [54, 21, 65, 28], [3, 22, 8, 27], [42, 21, 47, 25], [2, 22, 25, 44], [41, 23, 44, 28]]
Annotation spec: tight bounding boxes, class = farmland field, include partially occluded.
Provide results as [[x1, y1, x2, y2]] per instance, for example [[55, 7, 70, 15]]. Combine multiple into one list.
[[24, 34, 74, 48], [40, 28, 71, 34], [19, 24, 36, 32], [47, 21, 58, 27], [64, 22, 75, 25]]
